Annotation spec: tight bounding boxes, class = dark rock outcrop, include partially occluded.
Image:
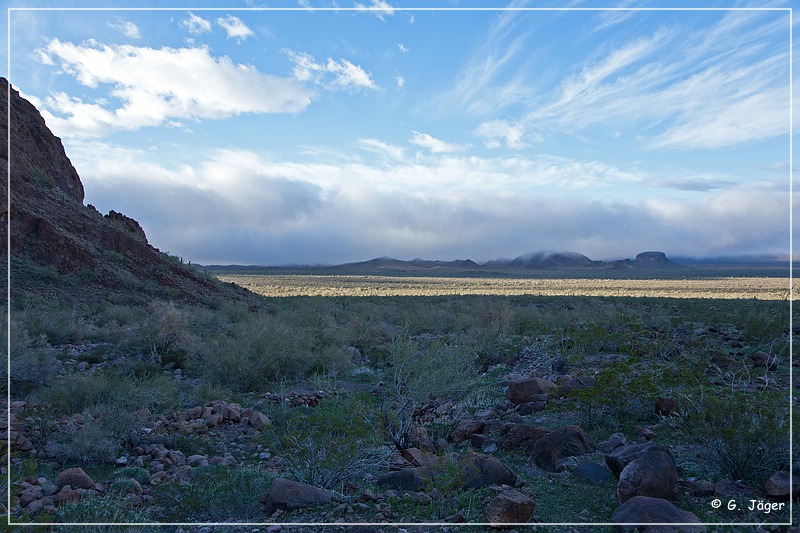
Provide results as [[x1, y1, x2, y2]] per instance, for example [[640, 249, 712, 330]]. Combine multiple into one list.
[[2, 78, 247, 303]]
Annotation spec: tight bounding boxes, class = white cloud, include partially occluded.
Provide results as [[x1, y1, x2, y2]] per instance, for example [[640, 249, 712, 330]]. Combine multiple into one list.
[[395, 75, 405, 88], [35, 39, 314, 137], [286, 50, 377, 91], [355, 0, 395, 21], [356, 138, 404, 161], [409, 131, 466, 153], [475, 119, 540, 150], [181, 13, 212, 35], [398, 43, 409, 53], [216, 15, 254, 42], [109, 20, 141, 39]]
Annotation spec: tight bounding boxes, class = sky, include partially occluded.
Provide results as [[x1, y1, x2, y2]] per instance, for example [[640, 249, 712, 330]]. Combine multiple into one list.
[[3, 0, 798, 265]]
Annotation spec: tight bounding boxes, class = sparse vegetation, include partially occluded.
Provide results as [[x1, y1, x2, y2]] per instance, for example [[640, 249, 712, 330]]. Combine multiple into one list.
[[7, 274, 793, 528]]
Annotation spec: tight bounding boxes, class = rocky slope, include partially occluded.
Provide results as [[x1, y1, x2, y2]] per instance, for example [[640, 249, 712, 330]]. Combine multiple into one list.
[[1, 78, 249, 304]]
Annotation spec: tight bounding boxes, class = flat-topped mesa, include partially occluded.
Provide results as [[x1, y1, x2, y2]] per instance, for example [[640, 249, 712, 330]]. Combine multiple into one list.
[[633, 251, 681, 269]]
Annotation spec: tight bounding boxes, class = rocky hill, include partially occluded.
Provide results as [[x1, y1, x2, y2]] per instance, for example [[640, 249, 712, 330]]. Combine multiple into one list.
[[1, 78, 250, 304]]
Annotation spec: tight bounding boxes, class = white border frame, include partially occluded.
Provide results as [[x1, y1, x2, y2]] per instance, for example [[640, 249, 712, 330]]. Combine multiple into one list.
[[5, 4, 794, 529]]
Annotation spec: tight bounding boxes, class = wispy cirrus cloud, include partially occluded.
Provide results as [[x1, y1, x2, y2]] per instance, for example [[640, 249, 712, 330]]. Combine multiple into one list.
[[216, 15, 254, 42], [524, 10, 791, 149], [108, 19, 141, 39], [286, 50, 377, 91], [35, 39, 313, 137], [409, 131, 467, 153], [354, 0, 395, 21], [474, 119, 541, 150], [181, 12, 212, 35]]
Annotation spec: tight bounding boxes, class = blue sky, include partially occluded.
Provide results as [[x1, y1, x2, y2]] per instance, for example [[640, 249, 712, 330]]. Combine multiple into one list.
[[4, 1, 797, 265]]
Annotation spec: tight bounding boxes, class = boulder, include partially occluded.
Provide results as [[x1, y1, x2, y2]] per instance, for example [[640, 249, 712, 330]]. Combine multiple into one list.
[[750, 351, 777, 370], [605, 441, 672, 478], [401, 447, 439, 468], [506, 377, 556, 405], [764, 470, 799, 500], [499, 424, 550, 454], [249, 411, 272, 430], [599, 432, 628, 454], [574, 462, 613, 485], [617, 449, 678, 502], [54, 487, 82, 506], [55, 467, 94, 490], [484, 489, 536, 526], [459, 452, 517, 489], [261, 478, 334, 514], [376, 467, 431, 491], [451, 419, 485, 443], [611, 496, 705, 532], [655, 398, 678, 416], [531, 425, 594, 471]]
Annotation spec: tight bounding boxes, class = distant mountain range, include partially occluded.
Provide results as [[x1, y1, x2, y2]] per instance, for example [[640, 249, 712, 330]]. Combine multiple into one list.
[[203, 250, 698, 272], [339, 250, 684, 272]]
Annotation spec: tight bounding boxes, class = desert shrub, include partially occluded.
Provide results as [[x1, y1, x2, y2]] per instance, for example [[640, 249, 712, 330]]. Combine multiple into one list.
[[155, 464, 273, 522], [571, 359, 659, 431], [9, 320, 57, 397], [47, 417, 121, 465], [40, 368, 178, 417], [52, 492, 154, 530], [268, 393, 388, 491], [12, 295, 89, 344], [112, 466, 151, 485], [680, 388, 789, 485], [139, 300, 190, 364], [379, 334, 477, 450], [191, 313, 349, 392], [40, 370, 179, 463]]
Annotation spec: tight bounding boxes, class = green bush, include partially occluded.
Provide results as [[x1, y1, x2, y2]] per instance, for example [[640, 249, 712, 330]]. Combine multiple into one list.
[[9, 320, 57, 397], [680, 388, 789, 485], [155, 464, 273, 522], [52, 492, 154, 531], [39, 370, 179, 464], [191, 313, 349, 392], [268, 393, 388, 491], [379, 334, 477, 450]]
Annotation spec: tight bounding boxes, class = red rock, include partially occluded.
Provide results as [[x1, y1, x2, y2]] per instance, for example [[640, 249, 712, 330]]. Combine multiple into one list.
[[484, 489, 535, 527], [655, 398, 678, 416], [55, 468, 94, 490], [611, 496, 704, 532], [249, 411, 272, 431], [260, 478, 333, 514], [505, 377, 556, 405], [531, 425, 594, 471], [451, 419, 485, 443], [617, 449, 678, 502]]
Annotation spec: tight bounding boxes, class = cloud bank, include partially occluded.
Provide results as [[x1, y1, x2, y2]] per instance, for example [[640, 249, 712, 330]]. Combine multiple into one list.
[[68, 142, 792, 265]]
